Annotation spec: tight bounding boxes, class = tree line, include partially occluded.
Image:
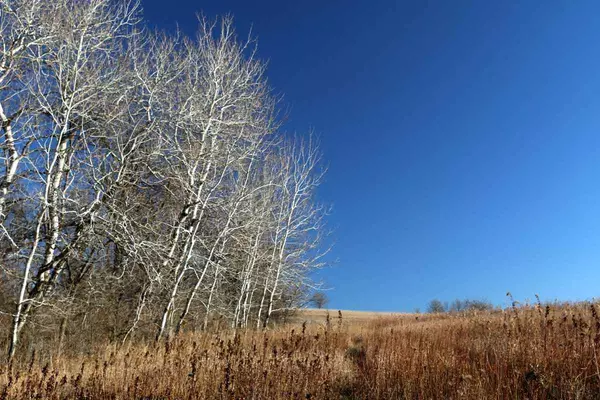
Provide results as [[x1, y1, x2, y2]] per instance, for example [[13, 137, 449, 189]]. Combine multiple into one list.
[[0, 0, 329, 360], [425, 298, 495, 314]]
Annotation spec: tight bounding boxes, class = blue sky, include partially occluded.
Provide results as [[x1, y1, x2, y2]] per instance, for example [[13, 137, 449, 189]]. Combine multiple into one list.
[[141, 0, 600, 311]]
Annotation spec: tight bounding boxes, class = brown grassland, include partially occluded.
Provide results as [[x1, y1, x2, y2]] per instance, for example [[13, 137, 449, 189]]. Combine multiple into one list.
[[2, 300, 600, 399]]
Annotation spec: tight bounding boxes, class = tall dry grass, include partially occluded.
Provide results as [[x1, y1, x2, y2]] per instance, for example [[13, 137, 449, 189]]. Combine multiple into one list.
[[2, 301, 600, 399]]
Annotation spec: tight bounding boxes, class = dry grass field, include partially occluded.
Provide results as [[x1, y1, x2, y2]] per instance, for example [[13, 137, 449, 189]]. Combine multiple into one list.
[[291, 308, 409, 325], [2, 301, 600, 399]]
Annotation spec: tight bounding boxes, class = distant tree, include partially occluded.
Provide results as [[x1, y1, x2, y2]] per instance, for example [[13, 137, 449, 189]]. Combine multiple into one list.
[[427, 299, 446, 314], [310, 292, 329, 309], [450, 299, 465, 313], [464, 299, 493, 312], [449, 298, 494, 313]]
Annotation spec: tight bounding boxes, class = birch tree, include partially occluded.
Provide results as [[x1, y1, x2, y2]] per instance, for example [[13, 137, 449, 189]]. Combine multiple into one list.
[[3, 0, 140, 360], [154, 18, 276, 340], [0, 0, 331, 358], [258, 136, 328, 328]]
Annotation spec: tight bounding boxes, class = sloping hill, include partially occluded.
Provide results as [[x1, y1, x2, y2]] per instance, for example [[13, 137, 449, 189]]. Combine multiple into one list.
[[292, 308, 410, 325]]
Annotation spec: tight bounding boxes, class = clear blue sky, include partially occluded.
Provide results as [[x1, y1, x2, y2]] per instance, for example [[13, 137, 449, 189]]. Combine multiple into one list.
[[142, 0, 600, 311]]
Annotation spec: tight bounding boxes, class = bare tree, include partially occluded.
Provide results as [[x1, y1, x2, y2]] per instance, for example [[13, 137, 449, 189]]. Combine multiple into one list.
[[310, 292, 329, 309], [257, 135, 329, 328], [427, 299, 447, 314], [153, 17, 277, 340], [0, 0, 331, 359], [2, 0, 141, 360]]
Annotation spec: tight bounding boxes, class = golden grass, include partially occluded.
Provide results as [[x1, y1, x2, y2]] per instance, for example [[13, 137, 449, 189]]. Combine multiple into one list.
[[2, 301, 600, 399], [293, 308, 409, 325]]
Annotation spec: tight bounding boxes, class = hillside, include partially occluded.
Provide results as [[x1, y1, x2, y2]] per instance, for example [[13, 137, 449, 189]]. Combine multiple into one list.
[[293, 308, 411, 325]]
